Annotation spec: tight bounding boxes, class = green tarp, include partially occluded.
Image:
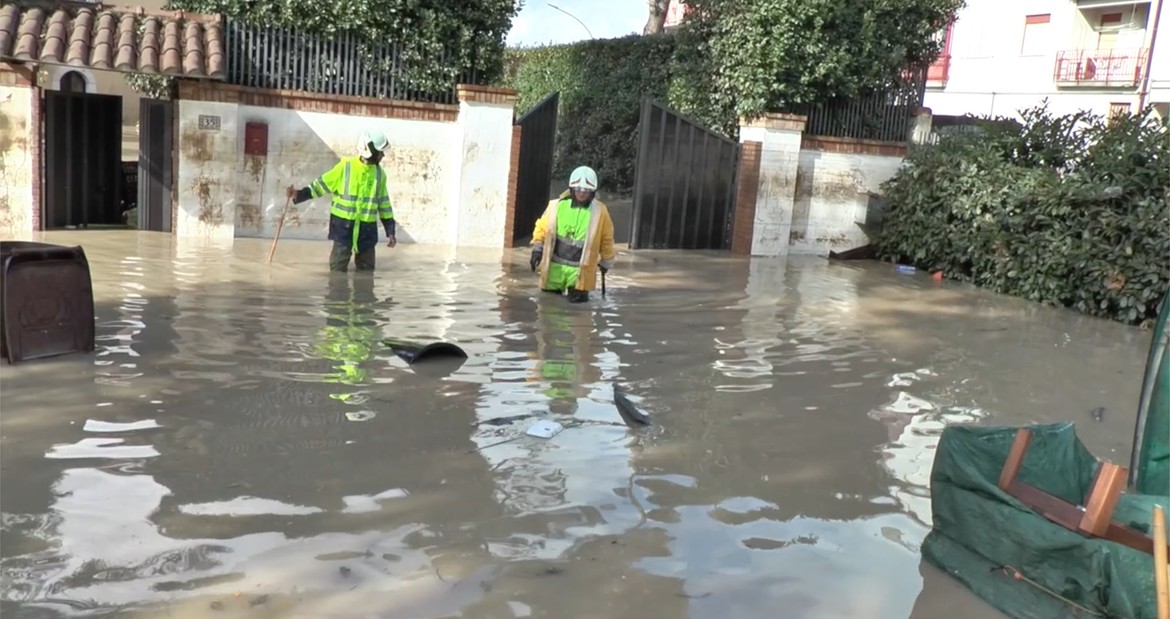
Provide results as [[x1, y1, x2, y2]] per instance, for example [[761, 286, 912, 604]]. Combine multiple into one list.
[[923, 423, 1167, 619], [1132, 289, 1170, 496]]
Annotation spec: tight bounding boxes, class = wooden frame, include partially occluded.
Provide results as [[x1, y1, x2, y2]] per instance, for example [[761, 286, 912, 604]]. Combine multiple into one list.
[[997, 428, 1168, 556]]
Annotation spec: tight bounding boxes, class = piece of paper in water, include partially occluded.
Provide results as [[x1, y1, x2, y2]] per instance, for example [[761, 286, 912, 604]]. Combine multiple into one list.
[[525, 419, 563, 439]]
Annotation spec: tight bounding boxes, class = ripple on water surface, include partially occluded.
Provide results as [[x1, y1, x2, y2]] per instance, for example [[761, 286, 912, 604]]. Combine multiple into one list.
[[0, 233, 1144, 618]]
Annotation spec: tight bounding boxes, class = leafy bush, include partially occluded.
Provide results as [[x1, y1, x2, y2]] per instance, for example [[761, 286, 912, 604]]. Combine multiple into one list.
[[124, 0, 517, 99], [875, 104, 1170, 325], [676, 0, 963, 123], [123, 74, 176, 100], [501, 0, 959, 194], [501, 35, 676, 194]]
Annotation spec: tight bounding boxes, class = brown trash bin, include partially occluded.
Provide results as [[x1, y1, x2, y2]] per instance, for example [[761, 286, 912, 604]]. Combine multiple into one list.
[[0, 241, 96, 365]]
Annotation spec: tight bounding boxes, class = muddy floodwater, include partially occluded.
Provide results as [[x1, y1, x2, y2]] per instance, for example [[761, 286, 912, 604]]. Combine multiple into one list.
[[0, 231, 1151, 619]]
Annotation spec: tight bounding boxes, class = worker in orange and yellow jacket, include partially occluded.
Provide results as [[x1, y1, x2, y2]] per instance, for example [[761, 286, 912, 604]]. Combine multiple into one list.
[[529, 166, 616, 303]]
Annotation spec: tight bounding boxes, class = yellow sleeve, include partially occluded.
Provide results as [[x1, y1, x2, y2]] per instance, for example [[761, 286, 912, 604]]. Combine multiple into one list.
[[309, 159, 348, 198], [599, 208, 616, 263], [532, 201, 556, 245], [532, 214, 548, 245]]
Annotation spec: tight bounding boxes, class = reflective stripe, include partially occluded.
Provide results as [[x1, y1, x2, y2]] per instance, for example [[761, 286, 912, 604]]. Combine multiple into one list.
[[342, 161, 352, 201], [309, 177, 329, 198], [552, 236, 585, 266], [331, 161, 389, 224]]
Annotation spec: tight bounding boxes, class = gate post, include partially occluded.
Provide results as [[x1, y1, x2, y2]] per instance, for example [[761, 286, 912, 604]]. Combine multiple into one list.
[[504, 124, 522, 248], [730, 141, 762, 255], [0, 62, 38, 238], [737, 113, 807, 258], [174, 81, 240, 240], [454, 85, 518, 248]]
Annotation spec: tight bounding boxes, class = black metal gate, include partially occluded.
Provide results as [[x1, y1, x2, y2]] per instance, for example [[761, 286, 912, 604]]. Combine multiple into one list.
[[42, 91, 122, 229], [138, 99, 174, 233], [510, 92, 559, 247], [631, 99, 740, 250]]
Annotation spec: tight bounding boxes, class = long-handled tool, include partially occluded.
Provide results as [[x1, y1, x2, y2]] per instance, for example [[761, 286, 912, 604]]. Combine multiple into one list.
[[267, 196, 293, 264], [1155, 504, 1169, 619], [601, 269, 607, 298]]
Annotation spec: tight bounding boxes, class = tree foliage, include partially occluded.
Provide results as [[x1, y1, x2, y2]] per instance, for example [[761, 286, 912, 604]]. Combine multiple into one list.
[[124, 0, 519, 98], [502, 36, 676, 194], [503, 0, 961, 188], [674, 0, 963, 124], [875, 104, 1170, 326]]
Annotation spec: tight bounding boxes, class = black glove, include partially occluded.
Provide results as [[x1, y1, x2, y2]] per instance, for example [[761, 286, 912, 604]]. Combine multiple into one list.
[[530, 247, 543, 272]]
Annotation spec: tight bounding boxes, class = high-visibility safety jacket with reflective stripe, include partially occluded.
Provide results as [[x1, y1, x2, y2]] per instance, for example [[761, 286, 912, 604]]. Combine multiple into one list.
[[309, 156, 395, 253]]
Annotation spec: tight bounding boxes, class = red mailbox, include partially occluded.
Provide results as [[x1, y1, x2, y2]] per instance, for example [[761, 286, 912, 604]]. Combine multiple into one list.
[[244, 122, 268, 156]]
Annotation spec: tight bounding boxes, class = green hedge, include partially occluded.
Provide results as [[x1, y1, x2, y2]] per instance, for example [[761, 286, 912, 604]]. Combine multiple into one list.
[[875, 105, 1170, 326], [501, 35, 677, 194]]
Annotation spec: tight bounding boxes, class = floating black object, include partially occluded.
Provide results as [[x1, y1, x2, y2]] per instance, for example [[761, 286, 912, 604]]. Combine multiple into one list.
[[1, 241, 95, 364], [383, 339, 468, 364], [613, 381, 652, 426], [827, 244, 876, 261]]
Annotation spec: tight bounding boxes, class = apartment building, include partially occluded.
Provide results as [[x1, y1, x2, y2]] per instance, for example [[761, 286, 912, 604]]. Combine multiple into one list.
[[923, 0, 1168, 121]]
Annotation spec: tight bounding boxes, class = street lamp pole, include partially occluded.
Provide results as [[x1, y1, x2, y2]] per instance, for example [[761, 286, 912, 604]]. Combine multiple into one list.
[[547, 3, 596, 39]]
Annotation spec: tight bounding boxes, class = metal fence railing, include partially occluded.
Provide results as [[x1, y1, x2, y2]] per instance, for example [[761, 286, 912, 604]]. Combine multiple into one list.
[[783, 67, 928, 143], [1053, 48, 1147, 88], [224, 21, 483, 104]]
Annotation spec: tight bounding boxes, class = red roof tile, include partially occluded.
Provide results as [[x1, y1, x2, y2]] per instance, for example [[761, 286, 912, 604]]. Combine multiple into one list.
[[0, 3, 225, 79]]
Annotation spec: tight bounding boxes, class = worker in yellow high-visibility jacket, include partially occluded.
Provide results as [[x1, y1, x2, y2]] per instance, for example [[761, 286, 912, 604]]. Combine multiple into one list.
[[529, 166, 616, 303], [287, 129, 397, 272]]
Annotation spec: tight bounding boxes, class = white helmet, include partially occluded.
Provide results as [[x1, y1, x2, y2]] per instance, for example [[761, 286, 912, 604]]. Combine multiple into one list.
[[357, 128, 389, 159], [568, 166, 598, 192]]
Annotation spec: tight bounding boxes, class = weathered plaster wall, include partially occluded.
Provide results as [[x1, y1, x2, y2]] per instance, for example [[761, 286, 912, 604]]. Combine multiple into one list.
[[452, 86, 518, 248], [737, 114, 908, 257], [229, 107, 456, 244], [738, 114, 807, 258], [175, 100, 239, 241], [0, 82, 34, 238], [174, 83, 518, 248], [790, 137, 906, 255]]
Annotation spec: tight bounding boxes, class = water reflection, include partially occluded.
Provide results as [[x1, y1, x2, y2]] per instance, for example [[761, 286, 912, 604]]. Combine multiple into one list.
[[472, 290, 642, 561], [2, 467, 494, 616], [0, 233, 1148, 619]]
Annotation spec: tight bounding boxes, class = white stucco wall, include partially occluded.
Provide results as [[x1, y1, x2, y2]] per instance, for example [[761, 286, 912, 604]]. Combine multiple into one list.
[[924, 0, 1163, 118], [0, 84, 35, 238], [174, 96, 513, 247], [1147, 1, 1170, 110], [790, 148, 903, 255]]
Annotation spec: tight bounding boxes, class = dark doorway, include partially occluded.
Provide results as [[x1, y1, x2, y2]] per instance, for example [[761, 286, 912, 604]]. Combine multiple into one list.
[[630, 98, 741, 250], [510, 92, 559, 247], [42, 90, 123, 229], [138, 99, 174, 233], [60, 71, 87, 93]]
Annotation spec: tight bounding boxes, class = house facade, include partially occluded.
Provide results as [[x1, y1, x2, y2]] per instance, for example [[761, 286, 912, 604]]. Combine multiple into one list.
[[923, 0, 1169, 121]]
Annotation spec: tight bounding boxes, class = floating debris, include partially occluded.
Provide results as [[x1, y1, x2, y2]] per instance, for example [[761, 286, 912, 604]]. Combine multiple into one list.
[[613, 382, 652, 426]]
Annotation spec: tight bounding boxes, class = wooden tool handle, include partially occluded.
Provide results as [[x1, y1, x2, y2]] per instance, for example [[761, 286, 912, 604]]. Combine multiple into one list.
[[1155, 504, 1168, 619], [267, 196, 292, 264]]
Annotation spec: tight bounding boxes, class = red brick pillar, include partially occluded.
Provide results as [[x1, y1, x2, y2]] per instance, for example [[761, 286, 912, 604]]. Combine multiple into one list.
[[730, 141, 762, 255], [503, 124, 522, 247]]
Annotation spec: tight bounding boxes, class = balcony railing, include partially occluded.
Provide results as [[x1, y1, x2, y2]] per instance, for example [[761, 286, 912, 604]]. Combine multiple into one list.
[[927, 54, 951, 84], [1053, 48, 1148, 87]]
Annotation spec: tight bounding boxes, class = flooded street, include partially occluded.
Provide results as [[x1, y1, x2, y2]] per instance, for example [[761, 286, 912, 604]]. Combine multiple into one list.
[[0, 231, 1151, 619]]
